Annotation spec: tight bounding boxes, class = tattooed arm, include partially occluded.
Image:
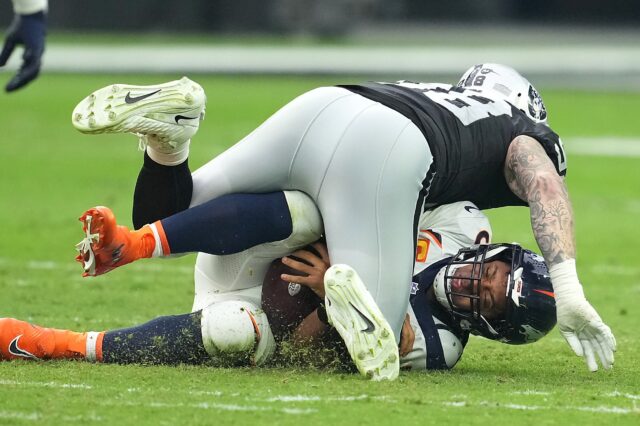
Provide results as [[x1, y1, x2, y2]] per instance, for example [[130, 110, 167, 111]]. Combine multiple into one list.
[[505, 135, 616, 372], [504, 135, 575, 266]]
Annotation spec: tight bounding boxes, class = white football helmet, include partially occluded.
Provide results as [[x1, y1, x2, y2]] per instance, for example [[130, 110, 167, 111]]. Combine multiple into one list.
[[457, 63, 548, 124]]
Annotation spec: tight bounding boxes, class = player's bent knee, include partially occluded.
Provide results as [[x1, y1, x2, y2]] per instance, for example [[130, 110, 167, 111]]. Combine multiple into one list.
[[200, 301, 276, 366], [282, 190, 323, 249]]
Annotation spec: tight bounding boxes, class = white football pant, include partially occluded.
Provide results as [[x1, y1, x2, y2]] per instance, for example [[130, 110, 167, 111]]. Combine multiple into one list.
[[190, 87, 432, 339]]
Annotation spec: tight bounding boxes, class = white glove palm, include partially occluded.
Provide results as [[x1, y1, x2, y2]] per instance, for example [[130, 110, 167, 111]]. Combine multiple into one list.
[[551, 260, 617, 372], [556, 298, 616, 371]]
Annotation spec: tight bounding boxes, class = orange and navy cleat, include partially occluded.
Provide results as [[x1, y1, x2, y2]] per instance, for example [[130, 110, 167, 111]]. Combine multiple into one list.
[[0, 318, 99, 361], [75, 206, 161, 277]]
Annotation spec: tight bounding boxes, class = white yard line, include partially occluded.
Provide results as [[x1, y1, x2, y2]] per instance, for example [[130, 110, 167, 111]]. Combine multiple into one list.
[[0, 411, 40, 421], [606, 391, 640, 401], [573, 405, 639, 414], [510, 390, 551, 396], [61, 414, 104, 422], [0, 379, 92, 390], [444, 399, 640, 415], [263, 394, 392, 403], [99, 400, 317, 415], [192, 402, 268, 412], [500, 403, 543, 411], [282, 408, 317, 414], [443, 401, 467, 407], [265, 395, 322, 402]]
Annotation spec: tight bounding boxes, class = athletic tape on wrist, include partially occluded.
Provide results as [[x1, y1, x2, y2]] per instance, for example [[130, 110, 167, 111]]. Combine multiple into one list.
[[548, 259, 585, 300]]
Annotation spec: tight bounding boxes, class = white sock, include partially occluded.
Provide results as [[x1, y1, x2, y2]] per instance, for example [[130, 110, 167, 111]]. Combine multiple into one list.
[[146, 140, 190, 166], [148, 223, 166, 258], [85, 332, 101, 362]]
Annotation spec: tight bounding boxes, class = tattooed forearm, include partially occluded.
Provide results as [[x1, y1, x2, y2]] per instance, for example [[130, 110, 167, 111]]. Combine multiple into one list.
[[505, 136, 575, 266]]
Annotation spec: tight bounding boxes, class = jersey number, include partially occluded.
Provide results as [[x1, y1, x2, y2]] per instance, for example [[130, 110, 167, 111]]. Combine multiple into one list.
[[555, 137, 568, 174], [421, 87, 513, 126]]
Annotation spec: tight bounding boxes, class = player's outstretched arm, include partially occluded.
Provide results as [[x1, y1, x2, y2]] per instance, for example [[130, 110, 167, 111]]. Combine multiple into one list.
[[504, 135, 616, 372], [1, 1, 47, 92]]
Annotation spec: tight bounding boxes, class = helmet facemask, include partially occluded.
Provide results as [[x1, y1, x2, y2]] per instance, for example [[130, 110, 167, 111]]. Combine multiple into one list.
[[434, 244, 512, 337], [434, 243, 556, 344]]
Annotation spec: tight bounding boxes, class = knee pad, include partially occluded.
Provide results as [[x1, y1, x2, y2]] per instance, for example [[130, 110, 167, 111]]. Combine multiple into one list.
[[200, 300, 275, 366]]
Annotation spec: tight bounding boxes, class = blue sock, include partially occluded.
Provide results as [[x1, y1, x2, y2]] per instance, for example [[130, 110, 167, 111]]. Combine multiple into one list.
[[161, 191, 293, 255], [102, 312, 210, 365]]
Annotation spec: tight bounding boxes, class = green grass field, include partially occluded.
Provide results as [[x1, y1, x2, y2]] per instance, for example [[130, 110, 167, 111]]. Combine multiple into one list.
[[0, 73, 639, 425]]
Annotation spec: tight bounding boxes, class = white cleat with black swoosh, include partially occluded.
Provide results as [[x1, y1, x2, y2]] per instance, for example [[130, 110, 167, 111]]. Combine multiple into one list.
[[324, 264, 400, 381], [72, 77, 206, 164]]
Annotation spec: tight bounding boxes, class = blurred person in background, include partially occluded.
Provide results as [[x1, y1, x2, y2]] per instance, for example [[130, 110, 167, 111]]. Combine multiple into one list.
[[1, 0, 47, 92]]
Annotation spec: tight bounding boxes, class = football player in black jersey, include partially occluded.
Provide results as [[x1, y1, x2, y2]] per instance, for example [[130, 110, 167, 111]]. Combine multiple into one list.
[[455, 64, 614, 373], [68, 64, 614, 378]]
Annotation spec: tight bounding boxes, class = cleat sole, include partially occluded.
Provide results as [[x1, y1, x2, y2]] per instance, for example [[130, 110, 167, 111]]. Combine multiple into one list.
[[71, 77, 206, 142], [324, 264, 399, 381]]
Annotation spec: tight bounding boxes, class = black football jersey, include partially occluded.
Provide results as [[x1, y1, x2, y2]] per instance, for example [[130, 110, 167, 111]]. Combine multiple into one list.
[[339, 82, 567, 210]]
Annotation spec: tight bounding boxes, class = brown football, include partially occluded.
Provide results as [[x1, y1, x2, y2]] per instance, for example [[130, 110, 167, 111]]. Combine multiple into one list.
[[261, 255, 322, 342]]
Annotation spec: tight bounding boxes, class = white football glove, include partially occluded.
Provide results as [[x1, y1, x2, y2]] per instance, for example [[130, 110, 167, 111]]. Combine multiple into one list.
[[550, 260, 617, 372]]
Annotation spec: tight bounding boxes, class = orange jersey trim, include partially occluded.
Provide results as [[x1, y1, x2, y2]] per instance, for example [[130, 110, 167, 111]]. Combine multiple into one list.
[[419, 229, 443, 248]]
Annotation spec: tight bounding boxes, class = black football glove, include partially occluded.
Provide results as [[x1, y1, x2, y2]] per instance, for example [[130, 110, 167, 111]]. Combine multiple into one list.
[[0, 11, 46, 93]]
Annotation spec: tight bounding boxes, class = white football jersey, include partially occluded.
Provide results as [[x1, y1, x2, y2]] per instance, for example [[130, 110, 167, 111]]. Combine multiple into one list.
[[400, 201, 492, 370], [400, 305, 465, 371], [414, 201, 492, 274]]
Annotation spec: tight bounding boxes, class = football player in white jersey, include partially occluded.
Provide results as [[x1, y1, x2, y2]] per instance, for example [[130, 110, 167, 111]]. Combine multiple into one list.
[[1, 0, 47, 91], [67, 64, 614, 378], [0, 198, 460, 368], [265, 201, 556, 371], [0, 200, 555, 374]]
